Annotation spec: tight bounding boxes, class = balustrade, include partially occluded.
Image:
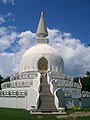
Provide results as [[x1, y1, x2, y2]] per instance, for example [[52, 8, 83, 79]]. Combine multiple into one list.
[[0, 90, 27, 97], [1, 79, 34, 89]]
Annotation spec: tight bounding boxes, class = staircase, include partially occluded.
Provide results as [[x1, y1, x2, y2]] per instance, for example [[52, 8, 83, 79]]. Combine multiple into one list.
[[38, 75, 58, 112]]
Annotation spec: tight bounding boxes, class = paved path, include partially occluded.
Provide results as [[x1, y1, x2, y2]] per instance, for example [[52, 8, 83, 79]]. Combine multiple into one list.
[[56, 112, 90, 118], [70, 112, 90, 117]]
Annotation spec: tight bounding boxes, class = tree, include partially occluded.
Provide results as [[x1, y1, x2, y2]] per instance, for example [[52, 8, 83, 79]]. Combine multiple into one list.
[[73, 77, 79, 82], [74, 71, 90, 91], [0, 76, 10, 90], [0, 75, 3, 81], [0, 75, 4, 90], [85, 71, 90, 77], [81, 71, 90, 91], [88, 43, 90, 47]]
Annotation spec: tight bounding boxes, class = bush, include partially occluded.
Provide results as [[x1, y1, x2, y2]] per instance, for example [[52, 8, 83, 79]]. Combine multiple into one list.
[[71, 106, 83, 111]]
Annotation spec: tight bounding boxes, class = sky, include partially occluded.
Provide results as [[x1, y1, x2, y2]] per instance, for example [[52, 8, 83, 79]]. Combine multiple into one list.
[[0, 0, 90, 77]]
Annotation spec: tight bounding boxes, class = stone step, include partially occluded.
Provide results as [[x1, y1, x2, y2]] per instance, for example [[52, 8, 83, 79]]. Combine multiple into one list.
[[40, 94, 54, 97], [38, 108, 58, 112], [40, 99, 54, 102], [38, 96, 56, 102], [40, 83, 49, 85], [38, 75, 57, 112], [40, 97, 53, 99], [40, 98, 54, 101], [40, 92, 51, 95], [38, 104, 56, 110], [40, 98, 56, 106], [40, 85, 49, 87], [40, 102, 55, 106], [40, 102, 54, 106], [40, 85, 50, 89], [40, 90, 51, 94]]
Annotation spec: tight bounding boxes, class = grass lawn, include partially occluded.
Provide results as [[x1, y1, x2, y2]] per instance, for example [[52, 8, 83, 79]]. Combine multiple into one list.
[[0, 108, 90, 120]]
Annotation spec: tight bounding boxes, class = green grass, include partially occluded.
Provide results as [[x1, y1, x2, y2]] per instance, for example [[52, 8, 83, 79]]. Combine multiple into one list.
[[0, 108, 57, 120], [0, 108, 90, 120]]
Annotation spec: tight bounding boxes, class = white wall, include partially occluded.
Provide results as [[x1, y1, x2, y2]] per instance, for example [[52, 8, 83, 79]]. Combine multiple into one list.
[[55, 88, 80, 108], [0, 87, 39, 110], [81, 98, 90, 107], [0, 96, 26, 109], [26, 88, 39, 110]]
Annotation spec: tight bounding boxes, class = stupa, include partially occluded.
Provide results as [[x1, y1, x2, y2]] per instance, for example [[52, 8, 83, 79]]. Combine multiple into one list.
[[0, 12, 90, 112]]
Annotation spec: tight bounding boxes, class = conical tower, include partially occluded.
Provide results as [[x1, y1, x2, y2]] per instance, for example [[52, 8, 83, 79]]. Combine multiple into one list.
[[36, 12, 49, 44]]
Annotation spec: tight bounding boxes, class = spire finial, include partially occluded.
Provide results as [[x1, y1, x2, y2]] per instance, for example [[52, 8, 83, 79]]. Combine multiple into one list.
[[41, 11, 44, 15], [36, 12, 48, 38]]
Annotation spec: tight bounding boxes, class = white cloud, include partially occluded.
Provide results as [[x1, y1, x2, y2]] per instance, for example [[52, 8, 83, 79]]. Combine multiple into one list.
[[0, 27, 90, 77], [5, 12, 15, 22], [0, 68, 4, 76], [63, 32, 72, 38], [0, 52, 14, 76], [0, 28, 36, 77], [0, 26, 17, 51], [49, 29, 90, 76], [0, 15, 5, 25], [18, 30, 35, 50], [0, 12, 15, 25], [1, 0, 15, 5]]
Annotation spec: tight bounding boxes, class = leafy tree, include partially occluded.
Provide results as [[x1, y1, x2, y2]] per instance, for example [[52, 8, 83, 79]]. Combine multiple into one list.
[[0, 75, 4, 90], [88, 43, 90, 46], [0, 75, 3, 81], [74, 71, 90, 91], [0, 76, 10, 90], [2, 76, 10, 82], [73, 77, 79, 82], [85, 71, 90, 77], [81, 71, 90, 91]]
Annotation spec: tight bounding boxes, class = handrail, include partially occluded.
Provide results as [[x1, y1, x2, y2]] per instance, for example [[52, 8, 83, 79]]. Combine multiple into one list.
[[36, 72, 41, 80], [49, 79, 55, 95], [35, 91, 39, 110], [34, 73, 40, 110], [54, 89, 59, 110], [47, 74, 50, 84], [49, 79, 59, 110]]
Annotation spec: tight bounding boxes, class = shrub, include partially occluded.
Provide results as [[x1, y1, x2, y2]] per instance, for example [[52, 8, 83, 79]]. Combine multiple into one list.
[[71, 106, 83, 111]]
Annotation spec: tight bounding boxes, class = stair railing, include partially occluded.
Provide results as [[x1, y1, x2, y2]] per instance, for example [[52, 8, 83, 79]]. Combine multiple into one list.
[[47, 73, 50, 84], [50, 79, 57, 95], [37, 72, 41, 80], [34, 72, 41, 111], [50, 79, 54, 94], [54, 89, 59, 111], [35, 92, 40, 110]]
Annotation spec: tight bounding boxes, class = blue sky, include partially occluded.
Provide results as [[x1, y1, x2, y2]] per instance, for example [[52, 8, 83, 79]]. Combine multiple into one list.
[[0, 0, 90, 44], [0, 0, 90, 77]]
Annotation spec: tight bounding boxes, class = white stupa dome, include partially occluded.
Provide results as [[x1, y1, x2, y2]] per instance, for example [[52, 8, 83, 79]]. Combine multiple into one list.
[[20, 44, 64, 73]]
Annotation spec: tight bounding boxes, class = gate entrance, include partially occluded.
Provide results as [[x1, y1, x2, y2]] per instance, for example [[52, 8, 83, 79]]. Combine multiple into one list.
[[38, 57, 48, 71]]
